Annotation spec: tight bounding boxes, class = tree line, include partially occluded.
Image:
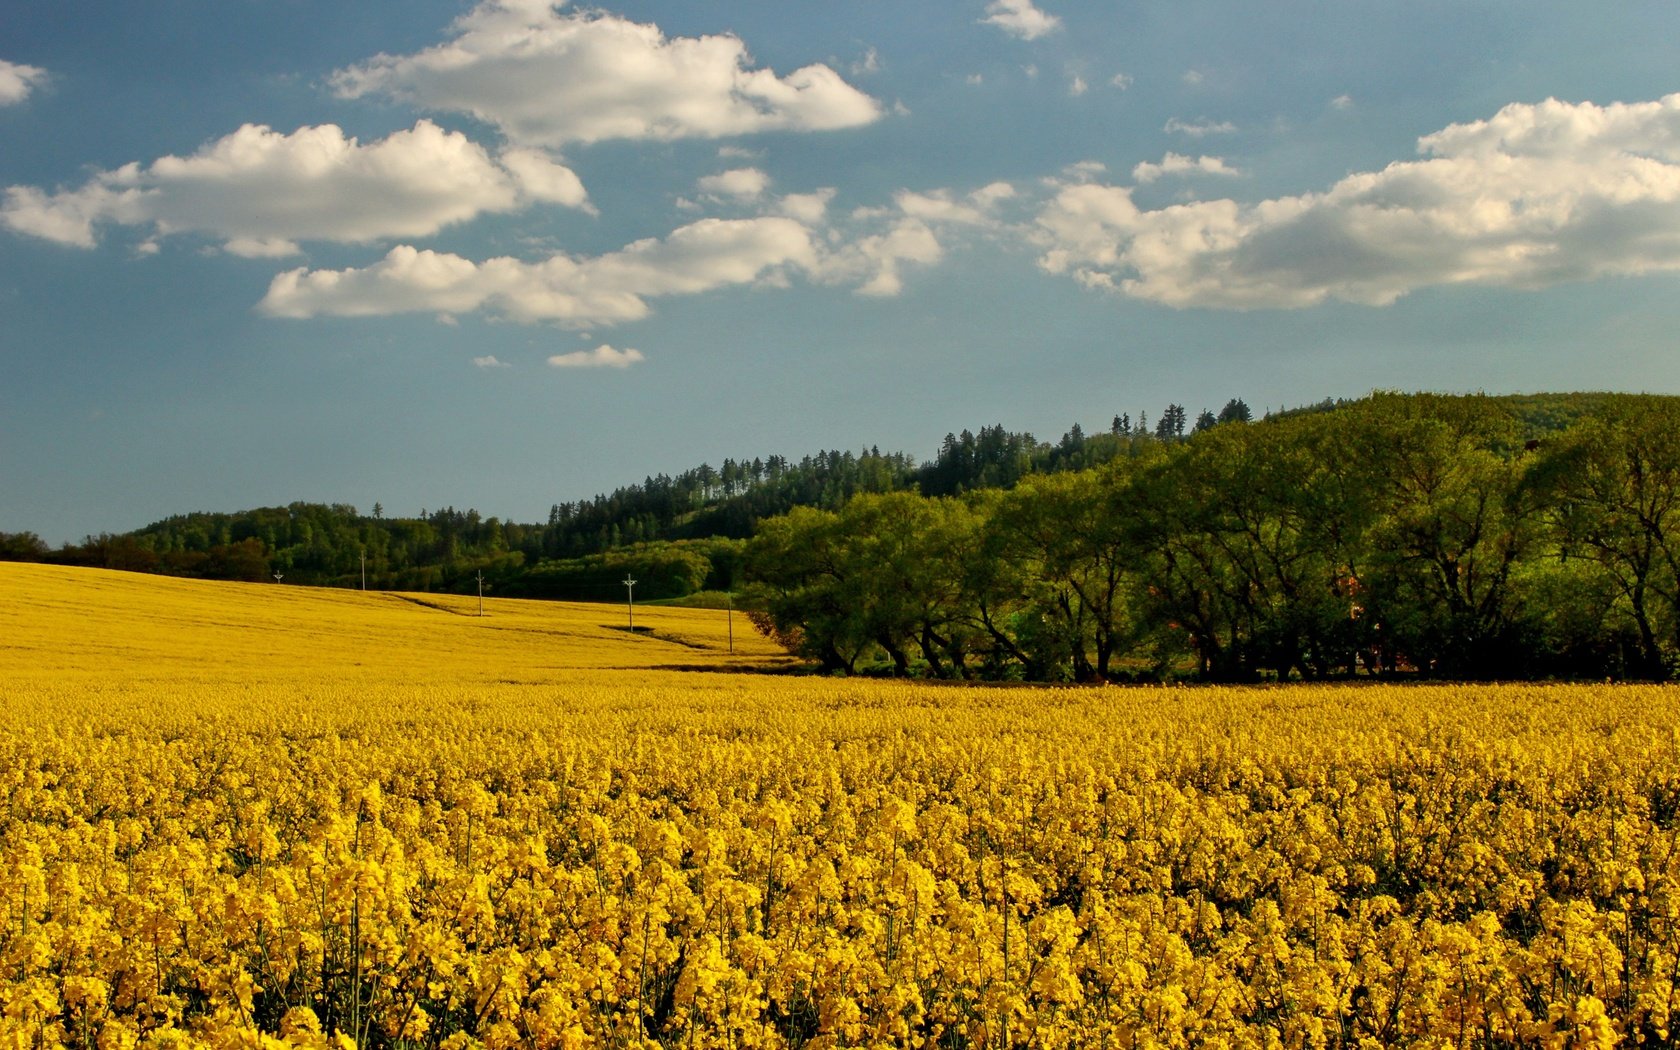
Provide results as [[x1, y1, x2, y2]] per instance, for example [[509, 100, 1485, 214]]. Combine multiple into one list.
[[0, 400, 1253, 595], [744, 393, 1680, 682], [12, 391, 1680, 681]]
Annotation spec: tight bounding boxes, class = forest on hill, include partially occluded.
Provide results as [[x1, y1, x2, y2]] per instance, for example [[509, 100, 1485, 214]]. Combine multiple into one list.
[[7, 391, 1680, 681], [0, 397, 1260, 593]]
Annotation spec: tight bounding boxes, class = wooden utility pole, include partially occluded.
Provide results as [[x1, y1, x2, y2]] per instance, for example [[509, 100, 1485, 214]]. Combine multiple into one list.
[[727, 590, 734, 654], [360, 550, 366, 591], [624, 574, 638, 631], [476, 570, 485, 617]]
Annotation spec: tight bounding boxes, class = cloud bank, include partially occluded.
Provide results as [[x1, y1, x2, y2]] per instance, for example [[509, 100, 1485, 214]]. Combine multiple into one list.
[[1038, 94, 1680, 309], [0, 60, 46, 106], [259, 216, 821, 325], [331, 0, 882, 148], [1, 121, 588, 254], [258, 177, 1019, 323]]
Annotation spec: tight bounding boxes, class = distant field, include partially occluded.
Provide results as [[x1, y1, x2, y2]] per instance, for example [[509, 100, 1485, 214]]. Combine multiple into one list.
[[3, 564, 1678, 1047], [0, 562, 790, 684]]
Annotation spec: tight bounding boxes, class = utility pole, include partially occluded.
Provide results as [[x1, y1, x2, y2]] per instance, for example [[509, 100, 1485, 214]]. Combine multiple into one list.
[[360, 550, 366, 591], [727, 590, 734, 654], [623, 574, 637, 631], [273, 572, 283, 584], [475, 570, 485, 617]]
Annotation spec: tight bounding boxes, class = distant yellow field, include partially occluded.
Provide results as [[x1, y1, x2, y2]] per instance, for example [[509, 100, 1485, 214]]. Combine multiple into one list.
[[0, 562, 790, 684], [4, 563, 1680, 1048]]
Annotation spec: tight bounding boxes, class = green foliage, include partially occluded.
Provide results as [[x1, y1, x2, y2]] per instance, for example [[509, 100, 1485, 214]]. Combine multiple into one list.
[[747, 392, 1680, 683], [0, 531, 49, 562], [504, 540, 741, 602], [36, 390, 1680, 685]]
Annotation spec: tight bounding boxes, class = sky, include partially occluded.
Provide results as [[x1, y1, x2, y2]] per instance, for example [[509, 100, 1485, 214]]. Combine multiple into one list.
[[3, 1, 1679, 544]]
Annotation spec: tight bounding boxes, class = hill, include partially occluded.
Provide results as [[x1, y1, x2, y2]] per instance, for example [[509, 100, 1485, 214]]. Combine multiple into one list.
[[0, 562, 787, 684]]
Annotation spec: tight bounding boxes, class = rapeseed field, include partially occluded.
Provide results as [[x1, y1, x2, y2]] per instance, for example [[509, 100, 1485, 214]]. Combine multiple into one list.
[[3, 563, 1677, 1048]]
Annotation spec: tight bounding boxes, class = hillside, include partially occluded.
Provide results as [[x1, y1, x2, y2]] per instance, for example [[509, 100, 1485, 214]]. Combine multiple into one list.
[[0, 562, 788, 684], [11, 391, 1677, 596]]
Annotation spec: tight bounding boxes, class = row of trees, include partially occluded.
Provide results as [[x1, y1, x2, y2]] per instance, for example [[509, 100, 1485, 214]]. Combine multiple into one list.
[[6, 401, 1248, 590], [745, 393, 1680, 682]]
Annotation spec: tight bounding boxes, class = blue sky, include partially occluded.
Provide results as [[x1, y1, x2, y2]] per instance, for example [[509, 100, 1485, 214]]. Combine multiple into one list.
[[3, 1, 1678, 543]]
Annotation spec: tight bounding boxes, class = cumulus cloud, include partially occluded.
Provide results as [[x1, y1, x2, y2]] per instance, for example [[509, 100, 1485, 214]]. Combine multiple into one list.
[[1059, 160, 1107, 182], [1131, 153, 1242, 184], [472, 354, 511, 368], [774, 188, 836, 224], [330, 1, 881, 148], [1164, 117, 1237, 138], [499, 147, 591, 208], [1110, 72, 1133, 91], [698, 167, 771, 200], [981, 0, 1061, 41], [1, 121, 589, 253], [830, 219, 943, 297], [259, 216, 821, 325], [549, 345, 644, 369], [818, 182, 1016, 295], [1069, 75, 1088, 98], [0, 60, 47, 105], [258, 172, 1014, 324], [1036, 94, 1680, 309], [895, 183, 1014, 226], [1331, 94, 1355, 111]]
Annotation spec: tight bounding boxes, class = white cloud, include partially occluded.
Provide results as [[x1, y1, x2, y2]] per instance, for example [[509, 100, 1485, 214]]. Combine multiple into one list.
[[816, 182, 1015, 296], [833, 219, 943, 297], [981, 0, 1061, 41], [0, 60, 47, 106], [1069, 75, 1088, 98], [1331, 94, 1355, 111], [500, 147, 591, 209], [2, 121, 588, 252], [775, 188, 836, 224], [1036, 93, 1680, 309], [260, 216, 821, 325], [970, 181, 1017, 210], [966, 73, 984, 87], [331, 1, 881, 148], [1164, 117, 1237, 138], [1060, 160, 1106, 182], [895, 184, 1014, 227], [698, 167, 771, 200], [224, 237, 304, 259], [1110, 72, 1133, 91], [851, 48, 881, 76], [1131, 153, 1242, 184], [1182, 69, 1205, 87], [473, 354, 511, 368], [258, 173, 1010, 324], [549, 345, 645, 369]]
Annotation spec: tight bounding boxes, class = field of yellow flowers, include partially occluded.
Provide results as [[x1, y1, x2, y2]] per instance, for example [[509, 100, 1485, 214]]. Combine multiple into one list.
[[4, 563, 1680, 1048]]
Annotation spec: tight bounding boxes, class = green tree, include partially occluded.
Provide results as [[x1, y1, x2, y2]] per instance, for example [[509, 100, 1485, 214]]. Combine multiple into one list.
[[1354, 396, 1547, 677], [1538, 400, 1680, 678], [990, 463, 1154, 680]]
